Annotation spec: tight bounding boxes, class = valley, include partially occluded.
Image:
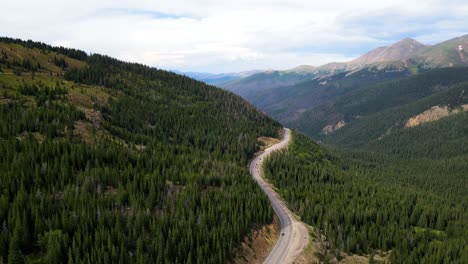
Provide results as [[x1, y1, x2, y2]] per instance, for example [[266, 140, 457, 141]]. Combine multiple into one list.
[[212, 34, 468, 263], [1, 31, 467, 264]]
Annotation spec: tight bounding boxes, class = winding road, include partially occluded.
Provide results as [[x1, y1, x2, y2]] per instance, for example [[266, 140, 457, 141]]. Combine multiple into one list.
[[249, 128, 309, 264]]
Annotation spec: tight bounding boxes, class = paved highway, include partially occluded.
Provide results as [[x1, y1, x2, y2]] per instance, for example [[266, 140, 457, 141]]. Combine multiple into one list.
[[249, 128, 309, 264]]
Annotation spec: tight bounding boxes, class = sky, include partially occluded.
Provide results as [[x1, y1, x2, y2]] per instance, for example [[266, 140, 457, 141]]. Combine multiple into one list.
[[1, 0, 468, 73]]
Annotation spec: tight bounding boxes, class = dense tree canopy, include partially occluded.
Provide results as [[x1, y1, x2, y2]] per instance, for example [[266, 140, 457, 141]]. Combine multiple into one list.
[[264, 131, 468, 263], [0, 37, 280, 263]]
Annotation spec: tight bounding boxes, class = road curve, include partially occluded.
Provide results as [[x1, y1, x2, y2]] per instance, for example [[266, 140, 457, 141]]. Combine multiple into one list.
[[249, 128, 309, 264]]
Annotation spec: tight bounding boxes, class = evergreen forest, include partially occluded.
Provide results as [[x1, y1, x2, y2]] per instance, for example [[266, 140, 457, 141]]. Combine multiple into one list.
[[0, 37, 281, 264]]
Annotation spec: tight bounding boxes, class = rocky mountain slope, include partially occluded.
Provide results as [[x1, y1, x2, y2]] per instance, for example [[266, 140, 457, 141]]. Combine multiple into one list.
[[347, 38, 427, 68], [221, 34, 468, 127]]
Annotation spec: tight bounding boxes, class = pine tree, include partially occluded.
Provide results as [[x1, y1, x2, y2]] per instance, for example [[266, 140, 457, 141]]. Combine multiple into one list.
[[7, 231, 24, 264]]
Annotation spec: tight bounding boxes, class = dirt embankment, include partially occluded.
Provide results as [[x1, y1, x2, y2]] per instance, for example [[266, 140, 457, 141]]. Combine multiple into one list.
[[232, 216, 280, 264]]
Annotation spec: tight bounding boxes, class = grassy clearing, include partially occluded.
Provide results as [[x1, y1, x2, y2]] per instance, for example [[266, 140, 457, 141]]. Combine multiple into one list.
[[0, 42, 86, 73]]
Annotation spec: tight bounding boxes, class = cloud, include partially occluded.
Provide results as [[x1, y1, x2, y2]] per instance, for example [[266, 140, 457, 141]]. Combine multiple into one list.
[[1, 0, 468, 72]]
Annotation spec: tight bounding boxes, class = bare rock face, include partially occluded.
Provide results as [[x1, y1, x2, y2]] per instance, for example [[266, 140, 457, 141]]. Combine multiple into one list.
[[405, 106, 450, 128], [405, 104, 468, 128], [322, 120, 346, 135], [78, 107, 103, 128]]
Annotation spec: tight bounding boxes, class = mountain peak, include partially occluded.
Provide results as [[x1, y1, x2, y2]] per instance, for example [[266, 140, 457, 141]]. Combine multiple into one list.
[[391, 38, 426, 49], [287, 65, 316, 73], [349, 37, 427, 67], [396, 37, 422, 44]]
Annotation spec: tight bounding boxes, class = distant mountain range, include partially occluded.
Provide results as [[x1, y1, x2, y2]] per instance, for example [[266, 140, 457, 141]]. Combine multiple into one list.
[[218, 34, 468, 97], [179, 35, 468, 94], [176, 70, 263, 85], [207, 34, 468, 129]]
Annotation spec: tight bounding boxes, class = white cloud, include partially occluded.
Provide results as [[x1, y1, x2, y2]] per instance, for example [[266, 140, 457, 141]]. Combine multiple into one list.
[[1, 0, 468, 72], [51, 40, 72, 48]]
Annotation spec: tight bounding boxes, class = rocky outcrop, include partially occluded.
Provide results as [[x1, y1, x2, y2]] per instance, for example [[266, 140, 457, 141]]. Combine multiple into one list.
[[322, 120, 346, 135], [405, 104, 468, 128]]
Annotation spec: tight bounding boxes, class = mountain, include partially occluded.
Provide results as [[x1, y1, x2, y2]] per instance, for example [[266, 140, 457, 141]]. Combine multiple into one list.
[[222, 34, 468, 126], [412, 34, 468, 68], [219, 39, 468, 264], [284, 64, 317, 74], [220, 69, 321, 98], [0, 37, 281, 263], [278, 36, 468, 140], [224, 34, 467, 88], [347, 38, 427, 68], [218, 38, 428, 96], [260, 66, 468, 264], [207, 35, 468, 263], [218, 63, 355, 99], [218, 39, 422, 103], [246, 66, 412, 122], [292, 67, 468, 140], [179, 70, 262, 85], [234, 34, 467, 263]]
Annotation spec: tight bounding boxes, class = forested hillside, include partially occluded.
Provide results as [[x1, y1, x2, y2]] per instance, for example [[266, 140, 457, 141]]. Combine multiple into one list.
[[324, 81, 468, 150], [221, 70, 318, 102], [293, 67, 468, 139], [250, 66, 410, 121], [264, 131, 468, 263], [0, 37, 281, 263], [262, 66, 468, 264], [260, 47, 468, 264]]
